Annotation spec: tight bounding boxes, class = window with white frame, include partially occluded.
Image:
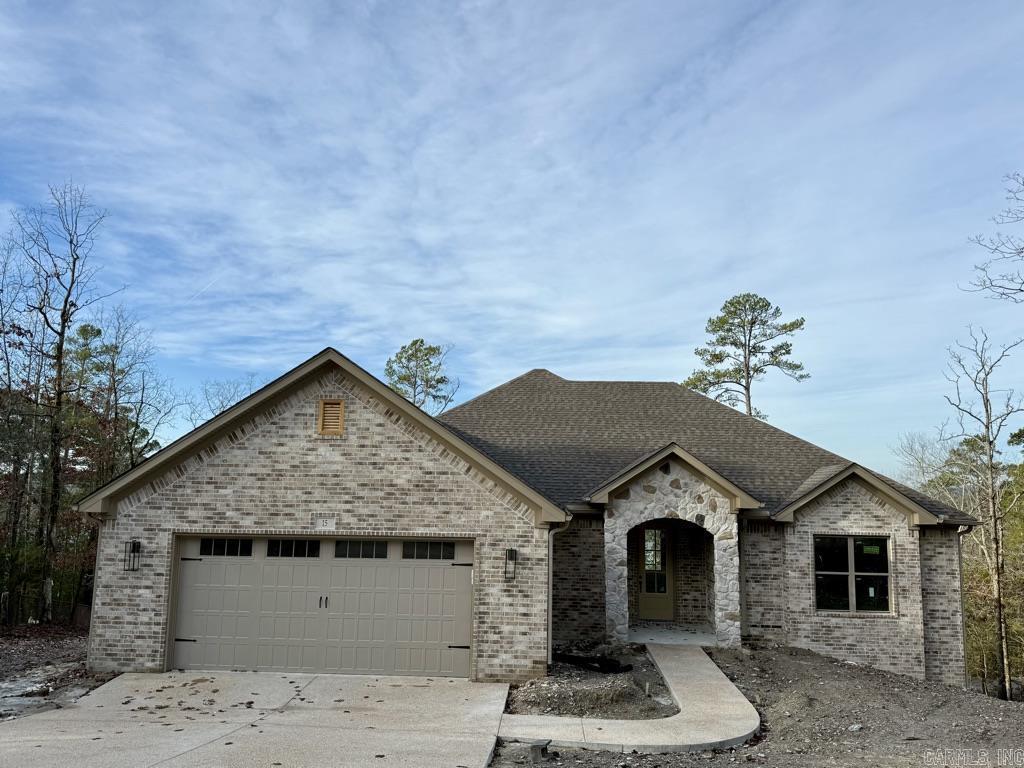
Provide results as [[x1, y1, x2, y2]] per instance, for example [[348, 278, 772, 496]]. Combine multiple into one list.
[[814, 535, 890, 612]]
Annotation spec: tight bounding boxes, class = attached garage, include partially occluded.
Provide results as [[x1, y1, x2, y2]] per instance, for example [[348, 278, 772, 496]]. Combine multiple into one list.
[[171, 536, 473, 676], [83, 349, 561, 682]]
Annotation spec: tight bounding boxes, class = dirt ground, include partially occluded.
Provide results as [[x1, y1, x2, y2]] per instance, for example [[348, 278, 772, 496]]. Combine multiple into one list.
[[491, 643, 1024, 768], [507, 647, 678, 719], [0, 624, 111, 720]]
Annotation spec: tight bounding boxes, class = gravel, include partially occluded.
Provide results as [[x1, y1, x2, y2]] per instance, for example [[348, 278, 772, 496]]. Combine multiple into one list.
[[506, 647, 677, 720], [491, 643, 1024, 767]]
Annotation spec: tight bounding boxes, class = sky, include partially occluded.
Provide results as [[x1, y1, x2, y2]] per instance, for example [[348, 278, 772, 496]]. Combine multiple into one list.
[[1, 1, 1023, 474]]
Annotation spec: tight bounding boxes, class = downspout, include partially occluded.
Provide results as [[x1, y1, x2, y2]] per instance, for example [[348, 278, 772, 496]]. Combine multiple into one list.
[[547, 515, 572, 665]]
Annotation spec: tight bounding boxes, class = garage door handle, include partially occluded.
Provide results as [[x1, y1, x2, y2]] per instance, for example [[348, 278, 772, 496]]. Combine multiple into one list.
[[448, 645, 470, 649], [319, 596, 323, 608], [174, 638, 197, 643], [451, 562, 473, 567], [325, 596, 329, 608]]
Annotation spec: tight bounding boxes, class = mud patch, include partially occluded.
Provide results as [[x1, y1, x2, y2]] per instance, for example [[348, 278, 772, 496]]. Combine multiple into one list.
[[505, 646, 677, 720]]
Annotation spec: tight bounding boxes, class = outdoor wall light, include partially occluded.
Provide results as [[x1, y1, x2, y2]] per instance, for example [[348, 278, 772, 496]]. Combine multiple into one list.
[[124, 539, 142, 572], [504, 548, 517, 581]]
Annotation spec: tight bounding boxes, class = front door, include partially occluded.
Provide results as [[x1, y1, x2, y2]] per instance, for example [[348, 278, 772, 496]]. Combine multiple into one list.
[[638, 527, 674, 620]]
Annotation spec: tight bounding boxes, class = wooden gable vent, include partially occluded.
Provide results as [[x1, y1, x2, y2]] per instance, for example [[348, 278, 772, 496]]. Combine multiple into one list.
[[317, 399, 345, 435]]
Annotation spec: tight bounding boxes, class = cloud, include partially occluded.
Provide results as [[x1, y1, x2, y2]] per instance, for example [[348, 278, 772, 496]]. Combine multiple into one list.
[[1, 0, 1023, 472]]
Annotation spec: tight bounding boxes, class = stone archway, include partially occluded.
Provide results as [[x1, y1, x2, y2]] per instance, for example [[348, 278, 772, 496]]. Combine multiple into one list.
[[603, 459, 741, 647]]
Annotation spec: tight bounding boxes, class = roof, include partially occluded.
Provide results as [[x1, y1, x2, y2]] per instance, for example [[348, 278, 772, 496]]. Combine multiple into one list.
[[77, 349, 566, 526], [438, 370, 976, 526]]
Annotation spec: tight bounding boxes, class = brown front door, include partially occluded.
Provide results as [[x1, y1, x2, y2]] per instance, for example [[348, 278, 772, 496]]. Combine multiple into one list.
[[638, 527, 674, 620]]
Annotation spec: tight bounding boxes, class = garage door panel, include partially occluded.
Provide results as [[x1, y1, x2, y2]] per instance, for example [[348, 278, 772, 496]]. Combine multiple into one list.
[[173, 537, 472, 676]]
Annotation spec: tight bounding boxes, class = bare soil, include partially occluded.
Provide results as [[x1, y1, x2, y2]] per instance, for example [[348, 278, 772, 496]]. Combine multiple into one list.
[[491, 643, 1024, 767], [507, 646, 678, 720], [0, 624, 112, 720]]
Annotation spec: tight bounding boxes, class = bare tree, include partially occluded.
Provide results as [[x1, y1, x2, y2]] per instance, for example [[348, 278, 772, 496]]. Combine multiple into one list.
[[185, 374, 261, 428], [970, 172, 1024, 302], [943, 327, 1024, 699], [8, 184, 110, 621]]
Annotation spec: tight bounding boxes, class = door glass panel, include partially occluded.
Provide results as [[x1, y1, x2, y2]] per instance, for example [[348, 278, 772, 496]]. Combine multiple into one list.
[[644, 529, 663, 572]]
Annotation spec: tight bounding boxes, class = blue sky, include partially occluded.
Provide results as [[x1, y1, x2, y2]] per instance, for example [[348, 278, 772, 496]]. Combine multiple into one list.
[[2, 1, 1023, 473]]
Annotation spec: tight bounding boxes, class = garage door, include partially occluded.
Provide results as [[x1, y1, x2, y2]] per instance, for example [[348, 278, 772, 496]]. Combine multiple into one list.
[[170, 536, 473, 676]]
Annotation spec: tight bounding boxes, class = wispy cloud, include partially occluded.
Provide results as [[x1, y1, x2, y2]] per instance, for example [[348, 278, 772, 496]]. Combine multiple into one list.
[[1, 1, 1023, 471]]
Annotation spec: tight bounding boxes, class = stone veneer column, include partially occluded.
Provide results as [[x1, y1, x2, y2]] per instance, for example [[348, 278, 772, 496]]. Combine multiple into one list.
[[604, 459, 741, 647]]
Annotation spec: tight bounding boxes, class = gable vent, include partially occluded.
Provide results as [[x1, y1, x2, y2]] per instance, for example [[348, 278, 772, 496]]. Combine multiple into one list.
[[318, 399, 345, 435]]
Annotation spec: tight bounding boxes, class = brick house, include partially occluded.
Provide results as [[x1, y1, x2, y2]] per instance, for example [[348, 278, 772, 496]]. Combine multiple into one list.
[[80, 348, 974, 685]]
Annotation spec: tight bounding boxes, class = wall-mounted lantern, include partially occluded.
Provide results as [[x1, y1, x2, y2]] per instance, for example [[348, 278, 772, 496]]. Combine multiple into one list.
[[504, 548, 517, 581], [124, 539, 141, 572]]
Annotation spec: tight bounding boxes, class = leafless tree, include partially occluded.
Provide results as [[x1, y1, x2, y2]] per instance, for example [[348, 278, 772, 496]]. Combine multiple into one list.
[[943, 327, 1024, 699], [185, 374, 261, 428], [970, 172, 1024, 302], [8, 183, 110, 621]]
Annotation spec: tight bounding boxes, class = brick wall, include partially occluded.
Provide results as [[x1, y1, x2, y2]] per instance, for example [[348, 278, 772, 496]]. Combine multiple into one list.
[[551, 514, 605, 647], [920, 526, 966, 685], [87, 366, 550, 682], [783, 478, 927, 679], [739, 519, 786, 640]]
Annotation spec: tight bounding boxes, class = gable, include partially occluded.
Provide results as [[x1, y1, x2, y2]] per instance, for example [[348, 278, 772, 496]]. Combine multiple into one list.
[[77, 348, 566, 527], [586, 443, 761, 511], [772, 465, 940, 527]]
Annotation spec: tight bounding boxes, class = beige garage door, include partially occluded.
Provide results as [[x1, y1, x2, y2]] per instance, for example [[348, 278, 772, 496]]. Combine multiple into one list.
[[170, 536, 473, 676]]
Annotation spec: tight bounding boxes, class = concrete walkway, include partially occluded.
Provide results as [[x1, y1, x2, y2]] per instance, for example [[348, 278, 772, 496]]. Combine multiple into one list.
[[498, 644, 760, 753], [0, 671, 508, 767]]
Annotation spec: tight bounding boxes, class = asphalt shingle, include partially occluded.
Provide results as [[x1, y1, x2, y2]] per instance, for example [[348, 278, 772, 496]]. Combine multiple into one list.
[[438, 369, 975, 526]]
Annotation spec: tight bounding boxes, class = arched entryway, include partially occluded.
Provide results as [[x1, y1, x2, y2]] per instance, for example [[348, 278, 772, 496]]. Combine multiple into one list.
[[627, 519, 714, 632], [602, 458, 741, 647]]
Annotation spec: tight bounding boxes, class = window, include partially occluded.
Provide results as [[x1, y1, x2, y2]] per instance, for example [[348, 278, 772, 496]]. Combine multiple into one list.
[[814, 536, 890, 612], [402, 541, 455, 560], [643, 529, 667, 593], [335, 540, 388, 558], [317, 399, 345, 435], [199, 538, 253, 557], [267, 539, 321, 558]]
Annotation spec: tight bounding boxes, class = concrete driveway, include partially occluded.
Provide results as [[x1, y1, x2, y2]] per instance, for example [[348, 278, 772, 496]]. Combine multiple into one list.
[[0, 671, 508, 768]]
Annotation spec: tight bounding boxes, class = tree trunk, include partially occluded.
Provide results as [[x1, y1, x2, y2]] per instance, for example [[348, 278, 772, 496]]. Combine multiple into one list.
[[38, 327, 67, 623], [985, 426, 1013, 700]]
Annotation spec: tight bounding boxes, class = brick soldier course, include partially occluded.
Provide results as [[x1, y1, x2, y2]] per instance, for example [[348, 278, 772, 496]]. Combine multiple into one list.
[[80, 349, 975, 686]]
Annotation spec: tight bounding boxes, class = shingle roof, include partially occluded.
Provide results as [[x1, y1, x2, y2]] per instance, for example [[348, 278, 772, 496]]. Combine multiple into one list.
[[438, 370, 976, 526]]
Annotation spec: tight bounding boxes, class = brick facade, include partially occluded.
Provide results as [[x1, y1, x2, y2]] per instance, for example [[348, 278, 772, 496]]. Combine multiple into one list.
[[547, 474, 965, 686], [736, 477, 965, 685], [551, 514, 606, 647], [87, 366, 549, 682], [919, 526, 967, 685]]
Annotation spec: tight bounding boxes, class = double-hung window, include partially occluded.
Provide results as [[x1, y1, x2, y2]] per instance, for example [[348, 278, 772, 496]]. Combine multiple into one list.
[[814, 535, 890, 612]]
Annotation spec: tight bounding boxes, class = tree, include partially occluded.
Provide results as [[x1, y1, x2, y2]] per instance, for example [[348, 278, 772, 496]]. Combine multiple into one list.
[[683, 293, 809, 418], [942, 327, 1023, 700], [896, 429, 1024, 697], [0, 184, 174, 626], [384, 339, 459, 415], [970, 172, 1024, 302], [185, 374, 260, 428], [8, 184, 108, 621]]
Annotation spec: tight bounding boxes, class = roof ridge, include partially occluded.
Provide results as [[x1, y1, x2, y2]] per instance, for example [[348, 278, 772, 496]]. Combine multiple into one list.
[[441, 368, 563, 416]]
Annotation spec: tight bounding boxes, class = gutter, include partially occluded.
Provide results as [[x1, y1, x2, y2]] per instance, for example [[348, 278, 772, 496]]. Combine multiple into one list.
[[547, 514, 572, 665]]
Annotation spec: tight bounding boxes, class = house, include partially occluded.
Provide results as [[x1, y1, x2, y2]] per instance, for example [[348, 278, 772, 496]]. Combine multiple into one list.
[[79, 348, 974, 685]]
